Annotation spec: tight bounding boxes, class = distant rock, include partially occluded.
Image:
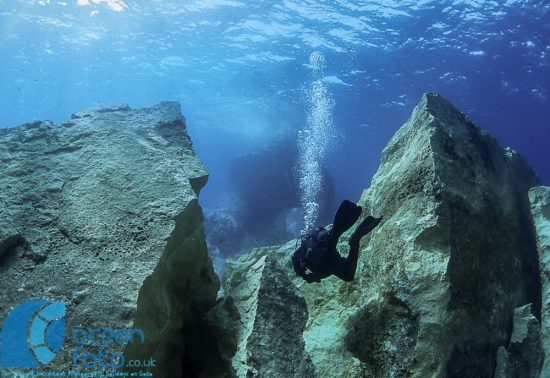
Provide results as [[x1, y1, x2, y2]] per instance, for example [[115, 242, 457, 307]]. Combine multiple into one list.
[[227, 135, 335, 249], [529, 186, 550, 376], [0, 102, 220, 376], [222, 93, 542, 377]]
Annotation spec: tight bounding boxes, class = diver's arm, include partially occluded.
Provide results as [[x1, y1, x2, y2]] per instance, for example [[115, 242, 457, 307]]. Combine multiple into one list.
[[292, 247, 321, 283], [292, 248, 307, 277]]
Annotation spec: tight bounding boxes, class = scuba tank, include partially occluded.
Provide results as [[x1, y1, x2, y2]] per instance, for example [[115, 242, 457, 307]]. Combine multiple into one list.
[[297, 227, 331, 271]]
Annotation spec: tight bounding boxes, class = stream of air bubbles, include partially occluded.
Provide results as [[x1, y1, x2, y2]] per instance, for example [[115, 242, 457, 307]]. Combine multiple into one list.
[[298, 51, 334, 235]]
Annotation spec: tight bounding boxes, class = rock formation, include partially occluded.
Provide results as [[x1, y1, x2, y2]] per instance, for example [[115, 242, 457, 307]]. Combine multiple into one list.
[[0, 102, 221, 376], [2, 94, 547, 378], [221, 93, 543, 377], [352, 92, 541, 377], [221, 245, 315, 377], [530, 186, 550, 377], [495, 303, 543, 378]]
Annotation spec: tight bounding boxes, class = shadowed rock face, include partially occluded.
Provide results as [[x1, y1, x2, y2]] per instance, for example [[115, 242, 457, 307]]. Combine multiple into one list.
[[0, 102, 220, 376], [494, 303, 542, 378], [221, 93, 542, 378], [529, 186, 550, 377], [123, 199, 227, 377]]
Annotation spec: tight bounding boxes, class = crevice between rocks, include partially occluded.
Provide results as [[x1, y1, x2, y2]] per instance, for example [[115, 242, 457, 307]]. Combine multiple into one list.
[[122, 198, 230, 378]]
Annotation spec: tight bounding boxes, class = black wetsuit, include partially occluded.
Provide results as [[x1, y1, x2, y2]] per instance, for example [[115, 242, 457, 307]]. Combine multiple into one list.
[[292, 200, 381, 283]]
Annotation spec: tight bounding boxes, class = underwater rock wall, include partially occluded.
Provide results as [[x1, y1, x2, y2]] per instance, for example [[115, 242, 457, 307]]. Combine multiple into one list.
[[222, 93, 543, 377], [494, 303, 543, 378], [530, 186, 550, 377], [0, 102, 219, 375], [122, 199, 226, 377]]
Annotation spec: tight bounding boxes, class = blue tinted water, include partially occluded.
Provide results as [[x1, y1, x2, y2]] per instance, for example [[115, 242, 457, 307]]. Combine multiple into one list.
[[1, 1, 549, 214]]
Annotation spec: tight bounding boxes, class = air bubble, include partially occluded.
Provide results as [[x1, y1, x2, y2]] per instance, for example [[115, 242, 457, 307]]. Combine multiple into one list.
[[298, 51, 334, 234]]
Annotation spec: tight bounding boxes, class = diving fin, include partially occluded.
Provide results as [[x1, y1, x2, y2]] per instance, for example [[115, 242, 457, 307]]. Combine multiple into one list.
[[351, 215, 382, 241], [332, 200, 362, 238]]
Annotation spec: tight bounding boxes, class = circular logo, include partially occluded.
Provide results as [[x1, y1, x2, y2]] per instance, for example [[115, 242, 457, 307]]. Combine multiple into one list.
[[0, 299, 66, 368]]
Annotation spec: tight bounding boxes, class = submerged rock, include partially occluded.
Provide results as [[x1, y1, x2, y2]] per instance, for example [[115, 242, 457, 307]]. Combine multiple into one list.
[[220, 244, 315, 377], [2, 94, 544, 378], [0, 102, 219, 376], [352, 93, 540, 377], [222, 93, 541, 377], [494, 303, 542, 378], [529, 186, 550, 376]]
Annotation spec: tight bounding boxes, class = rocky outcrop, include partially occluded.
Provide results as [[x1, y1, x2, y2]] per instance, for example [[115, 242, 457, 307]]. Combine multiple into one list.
[[0, 102, 219, 376], [221, 244, 315, 377], [123, 199, 229, 377], [3, 94, 543, 378], [530, 186, 550, 376], [222, 93, 541, 377], [494, 304, 542, 378], [351, 92, 541, 377]]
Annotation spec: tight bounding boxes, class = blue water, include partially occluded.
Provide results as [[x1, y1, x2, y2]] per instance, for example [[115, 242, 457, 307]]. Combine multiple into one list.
[[1, 0, 549, 220]]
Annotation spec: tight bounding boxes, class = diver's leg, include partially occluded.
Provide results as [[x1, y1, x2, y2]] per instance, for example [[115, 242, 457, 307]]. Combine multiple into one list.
[[342, 236, 362, 281], [331, 254, 355, 282], [332, 200, 362, 239], [351, 216, 382, 240], [334, 216, 382, 282]]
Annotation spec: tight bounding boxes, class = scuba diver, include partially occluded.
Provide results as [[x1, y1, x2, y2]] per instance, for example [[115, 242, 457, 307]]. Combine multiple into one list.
[[292, 200, 382, 283]]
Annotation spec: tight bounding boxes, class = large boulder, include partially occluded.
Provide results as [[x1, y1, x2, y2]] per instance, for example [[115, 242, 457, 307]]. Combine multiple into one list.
[[222, 93, 541, 377], [0, 102, 220, 376], [529, 186, 550, 376], [350, 92, 541, 377]]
